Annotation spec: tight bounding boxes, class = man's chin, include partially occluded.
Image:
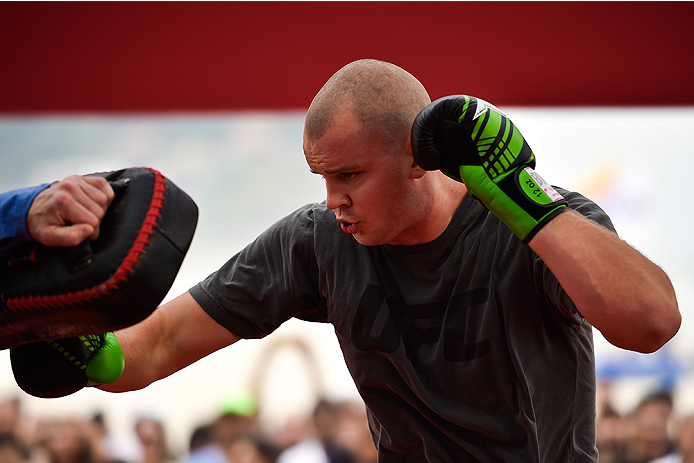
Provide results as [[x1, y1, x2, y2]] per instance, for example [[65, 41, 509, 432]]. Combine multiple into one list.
[[351, 231, 388, 247], [339, 222, 392, 246]]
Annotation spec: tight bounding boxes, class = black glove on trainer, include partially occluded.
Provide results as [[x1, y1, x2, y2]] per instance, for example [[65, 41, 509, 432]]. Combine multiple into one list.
[[411, 95, 567, 242]]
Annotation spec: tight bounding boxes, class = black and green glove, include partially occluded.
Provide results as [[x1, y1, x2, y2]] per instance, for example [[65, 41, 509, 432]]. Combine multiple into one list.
[[10, 332, 124, 398], [411, 95, 567, 242]]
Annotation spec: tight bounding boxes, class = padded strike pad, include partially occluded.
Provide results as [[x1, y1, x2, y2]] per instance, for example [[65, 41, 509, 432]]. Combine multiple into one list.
[[0, 167, 198, 349]]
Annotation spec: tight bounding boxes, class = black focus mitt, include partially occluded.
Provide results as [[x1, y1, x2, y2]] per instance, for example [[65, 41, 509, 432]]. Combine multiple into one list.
[[0, 167, 198, 349]]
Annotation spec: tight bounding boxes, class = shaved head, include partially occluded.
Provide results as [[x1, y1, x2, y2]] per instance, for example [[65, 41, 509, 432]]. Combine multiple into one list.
[[304, 59, 430, 153]]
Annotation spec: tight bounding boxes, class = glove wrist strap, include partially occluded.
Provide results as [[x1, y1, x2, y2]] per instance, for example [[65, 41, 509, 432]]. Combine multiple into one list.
[[463, 165, 567, 242]]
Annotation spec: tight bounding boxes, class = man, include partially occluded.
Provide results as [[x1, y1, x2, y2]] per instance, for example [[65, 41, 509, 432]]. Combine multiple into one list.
[[88, 59, 678, 461]]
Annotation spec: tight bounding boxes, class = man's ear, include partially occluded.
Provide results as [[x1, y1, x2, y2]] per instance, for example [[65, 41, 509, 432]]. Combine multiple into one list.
[[406, 136, 427, 179]]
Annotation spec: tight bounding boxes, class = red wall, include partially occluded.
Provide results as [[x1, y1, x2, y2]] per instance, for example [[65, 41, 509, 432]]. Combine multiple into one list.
[[2, 1, 693, 112]]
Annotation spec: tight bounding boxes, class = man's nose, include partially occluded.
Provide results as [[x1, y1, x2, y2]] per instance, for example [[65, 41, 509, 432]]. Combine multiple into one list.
[[325, 181, 351, 211]]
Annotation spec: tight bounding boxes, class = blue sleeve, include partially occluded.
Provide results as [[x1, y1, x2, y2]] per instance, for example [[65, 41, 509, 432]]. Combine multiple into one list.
[[0, 183, 51, 254]]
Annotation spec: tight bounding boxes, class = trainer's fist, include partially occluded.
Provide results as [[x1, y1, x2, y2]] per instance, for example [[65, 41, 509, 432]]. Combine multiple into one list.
[[27, 174, 115, 247], [10, 332, 124, 398], [411, 95, 567, 242]]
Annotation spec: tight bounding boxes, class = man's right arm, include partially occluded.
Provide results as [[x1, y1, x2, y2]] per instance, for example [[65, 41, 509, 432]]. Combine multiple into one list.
[[100, 291, 240, 392]]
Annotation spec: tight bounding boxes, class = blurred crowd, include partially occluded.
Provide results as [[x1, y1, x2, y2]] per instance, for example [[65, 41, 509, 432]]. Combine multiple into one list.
[[3, 382, 694, 463], [597, 383, 694, 463], [0, 393, 377, 463]]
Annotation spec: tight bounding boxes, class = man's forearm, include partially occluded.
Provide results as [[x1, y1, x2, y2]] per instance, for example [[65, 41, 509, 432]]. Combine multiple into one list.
[[99, 291, 240, 392], [99, 313, 169, 392]]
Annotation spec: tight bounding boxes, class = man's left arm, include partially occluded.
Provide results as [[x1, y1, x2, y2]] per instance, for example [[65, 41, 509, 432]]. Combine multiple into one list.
[[410, 94, 680, 353], [529, 209, 680, 352]]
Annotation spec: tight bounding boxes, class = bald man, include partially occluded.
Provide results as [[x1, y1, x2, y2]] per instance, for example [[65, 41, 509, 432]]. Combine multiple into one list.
[[88, 60, 678, 461]]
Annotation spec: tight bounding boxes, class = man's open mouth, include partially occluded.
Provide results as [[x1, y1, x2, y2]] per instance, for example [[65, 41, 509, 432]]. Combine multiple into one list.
[[339, 220, 359, 234]]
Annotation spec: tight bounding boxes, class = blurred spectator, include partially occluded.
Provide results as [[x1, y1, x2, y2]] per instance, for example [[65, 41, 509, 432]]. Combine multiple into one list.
[[278, 399, 355, 463], [272, 415, 313, 451], [650, 414, 694, 463], [134, 416, 175, 463], [616, 390, 675, 463], [597, 403, 627, 463], [0, 433, 31, 463], [86, 413, 109, 458], [188, 425, 216, 453], [178, 424, 228, 463], [332, 401, 376, 463], [0, 397, 33, 447], [178, 390, 260, 463], [210, 391, 259, 451], [87, 412, 141, 463], [596, 382, 627, 463], [36, 417, 106, 463], [225, 434, 280, 463], [0, 397, 22, 435]]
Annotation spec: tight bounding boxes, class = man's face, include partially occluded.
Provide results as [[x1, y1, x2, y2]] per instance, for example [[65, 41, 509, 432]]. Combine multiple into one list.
[[303, 110, 425, 246]]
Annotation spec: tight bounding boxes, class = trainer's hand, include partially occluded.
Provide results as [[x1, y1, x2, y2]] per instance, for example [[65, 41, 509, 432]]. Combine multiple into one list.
[[10, 332, 124, 398], [27, 174, 115, 247], [411, 95, 567, 242]]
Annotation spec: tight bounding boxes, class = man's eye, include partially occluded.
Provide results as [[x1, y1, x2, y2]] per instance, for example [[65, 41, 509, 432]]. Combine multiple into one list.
[[343, 172, 359, 179]]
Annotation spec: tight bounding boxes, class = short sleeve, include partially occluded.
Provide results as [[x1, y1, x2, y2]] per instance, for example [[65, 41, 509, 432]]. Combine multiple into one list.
[[189, 204, 326, 339]]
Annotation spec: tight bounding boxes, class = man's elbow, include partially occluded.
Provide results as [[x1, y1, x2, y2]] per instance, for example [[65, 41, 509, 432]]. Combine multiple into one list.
[[639, 299, 681, 353]]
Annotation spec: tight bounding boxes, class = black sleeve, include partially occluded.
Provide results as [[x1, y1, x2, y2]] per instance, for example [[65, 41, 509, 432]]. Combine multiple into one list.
[[189, 205, 326, 339]]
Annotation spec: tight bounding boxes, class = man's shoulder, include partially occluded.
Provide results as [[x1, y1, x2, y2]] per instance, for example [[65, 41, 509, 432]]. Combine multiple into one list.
[[280, 202, 343, 232], [267, 202, 344, 246], [555, 187, 616, 233], [283, 201, 332, 222]]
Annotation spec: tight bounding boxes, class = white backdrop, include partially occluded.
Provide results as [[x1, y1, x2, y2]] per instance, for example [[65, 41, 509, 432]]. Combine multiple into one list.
[[1, 108, 693, 453]]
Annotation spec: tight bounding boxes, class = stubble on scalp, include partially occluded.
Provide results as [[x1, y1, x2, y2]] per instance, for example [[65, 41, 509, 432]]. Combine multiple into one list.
[[304, 59, 431, 154]]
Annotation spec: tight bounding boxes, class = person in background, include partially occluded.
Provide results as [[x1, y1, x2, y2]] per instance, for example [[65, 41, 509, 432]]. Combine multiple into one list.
[[332, 400, 377, 463], [278, 399, 354, 463], [0, 433, 31, 463], [616, 391, 675, 463], [134, 416, 175, 463], [0, 397, 32, 448], [35, 417, 106, 463], [596, 382, 628, 463], [225, 434, 280, 463], [178, 424, 228, 463], [650, 414, 694, 463]]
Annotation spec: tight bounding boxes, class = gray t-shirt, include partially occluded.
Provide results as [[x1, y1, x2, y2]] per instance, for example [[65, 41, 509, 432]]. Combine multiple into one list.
[[190, 190, 613, 462]]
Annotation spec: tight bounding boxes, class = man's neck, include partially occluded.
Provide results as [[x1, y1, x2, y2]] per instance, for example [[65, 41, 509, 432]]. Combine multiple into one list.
[[397, 172, 467, 246]]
